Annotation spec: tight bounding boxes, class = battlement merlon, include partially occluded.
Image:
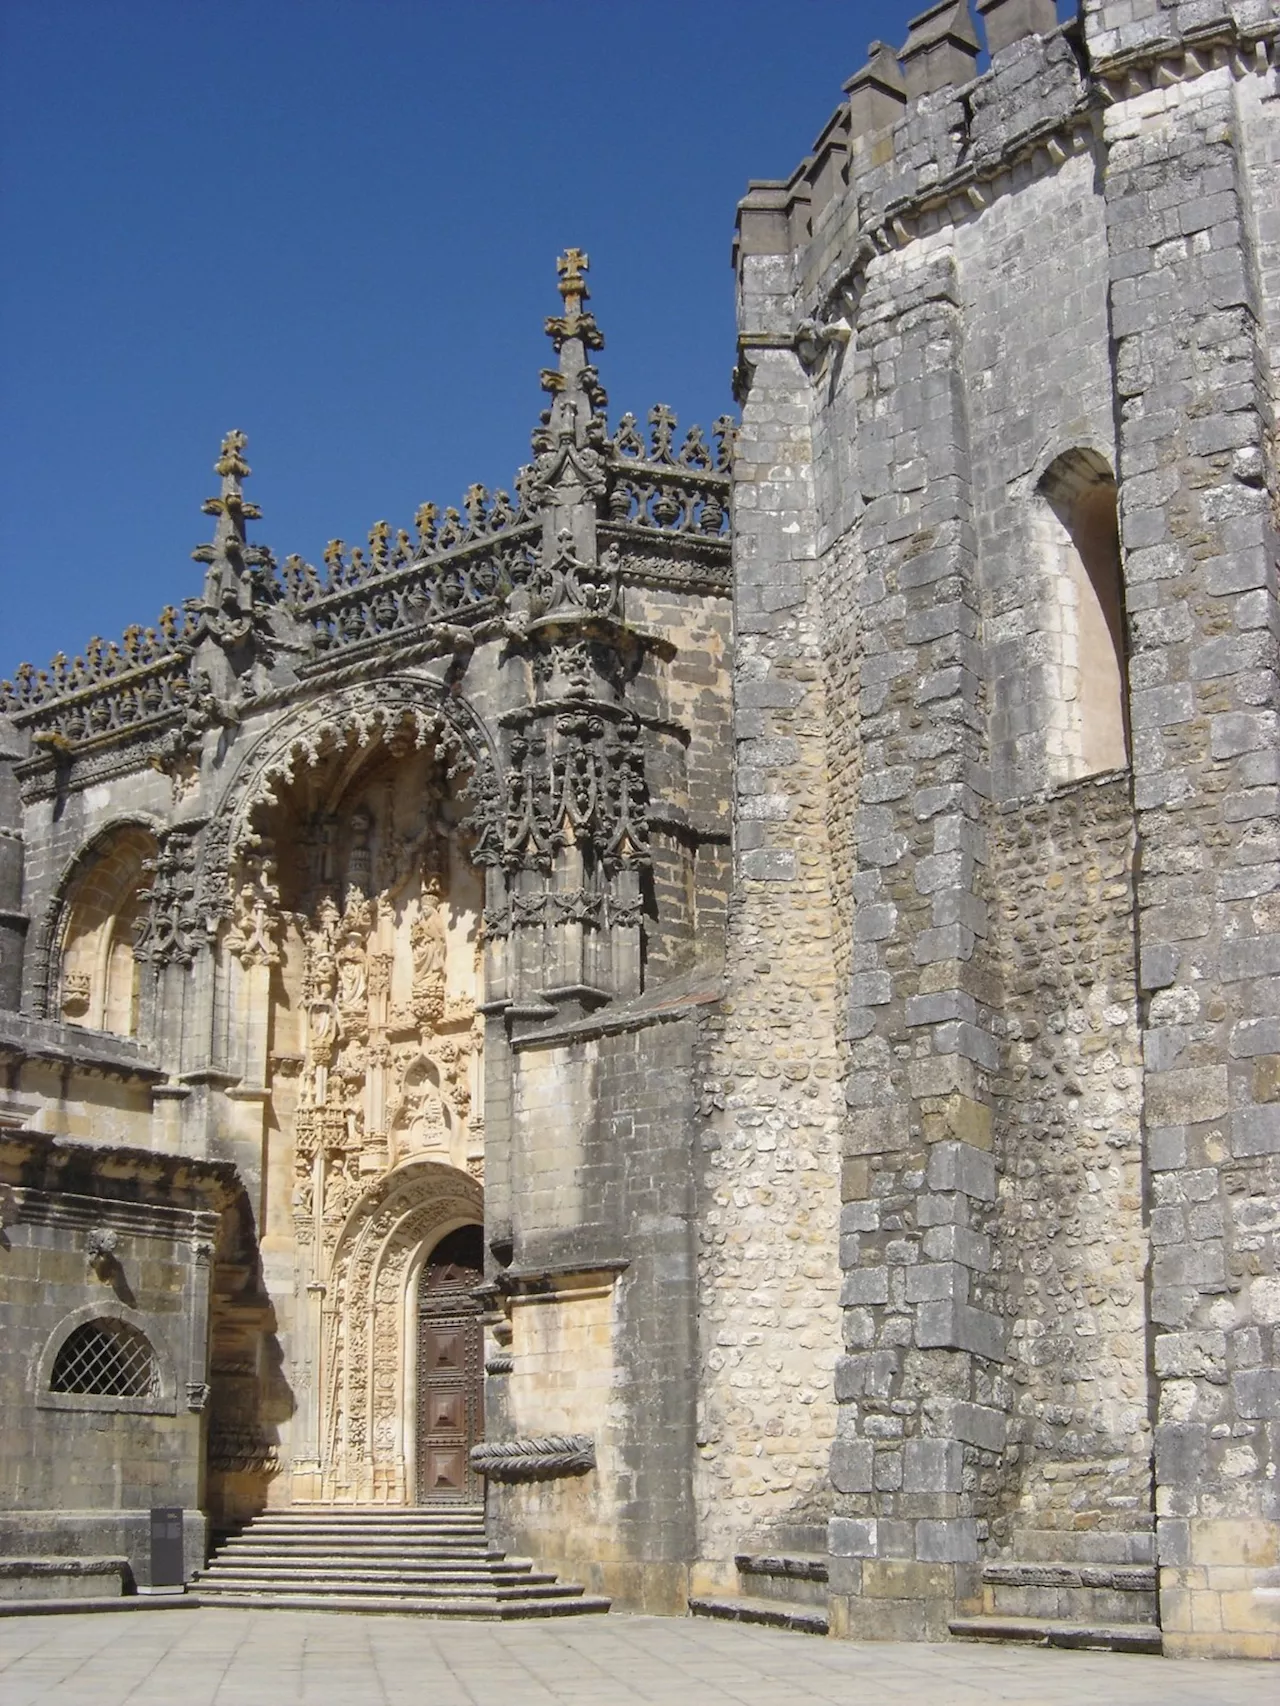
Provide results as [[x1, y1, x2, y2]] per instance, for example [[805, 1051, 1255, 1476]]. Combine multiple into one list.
[[733, 0, 1280, 343]]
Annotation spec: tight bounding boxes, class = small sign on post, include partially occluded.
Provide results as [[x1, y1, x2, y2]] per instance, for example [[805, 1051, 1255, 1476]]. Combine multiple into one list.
[[147, 1507, 185, 1592]]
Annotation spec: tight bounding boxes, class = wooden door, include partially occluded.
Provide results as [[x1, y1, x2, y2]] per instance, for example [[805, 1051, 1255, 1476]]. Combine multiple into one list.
[[416, 1224, 483, 1503]]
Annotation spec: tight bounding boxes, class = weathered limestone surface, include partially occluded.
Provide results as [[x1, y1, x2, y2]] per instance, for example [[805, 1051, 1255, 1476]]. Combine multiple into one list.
[[0, 254, 734, 1613], [0, 0, 1277, 1661], [693, 319, 844, 1579]]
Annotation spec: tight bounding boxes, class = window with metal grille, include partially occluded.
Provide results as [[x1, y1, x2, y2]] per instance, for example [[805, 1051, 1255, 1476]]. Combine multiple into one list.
[[49, 1319, 158, 1399]]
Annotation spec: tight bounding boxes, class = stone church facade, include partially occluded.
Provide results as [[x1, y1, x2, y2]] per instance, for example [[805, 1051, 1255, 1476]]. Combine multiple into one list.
[[1, 0, 1278, 1663]]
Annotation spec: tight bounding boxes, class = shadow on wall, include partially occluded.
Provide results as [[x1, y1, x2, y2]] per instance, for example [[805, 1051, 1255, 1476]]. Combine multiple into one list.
[[207, 1191, 294, 1530]]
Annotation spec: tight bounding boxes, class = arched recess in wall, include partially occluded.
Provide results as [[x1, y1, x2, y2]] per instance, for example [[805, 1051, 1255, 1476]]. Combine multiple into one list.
[[317, 1158, 483, 1505], [1036, 449, 1130, 779], [47, 822, 159, 1034]]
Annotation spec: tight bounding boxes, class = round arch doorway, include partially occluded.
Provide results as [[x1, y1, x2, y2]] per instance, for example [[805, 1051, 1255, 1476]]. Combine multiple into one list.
[[415, 1224, 484, 1503]]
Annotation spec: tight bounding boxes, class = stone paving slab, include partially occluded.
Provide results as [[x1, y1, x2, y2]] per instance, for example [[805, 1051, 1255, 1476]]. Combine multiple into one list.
[[0, 1606, 1272, 1705]]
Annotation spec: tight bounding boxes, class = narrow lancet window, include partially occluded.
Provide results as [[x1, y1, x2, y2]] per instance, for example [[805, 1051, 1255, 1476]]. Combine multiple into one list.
[[1038, 449, 1129, 778]]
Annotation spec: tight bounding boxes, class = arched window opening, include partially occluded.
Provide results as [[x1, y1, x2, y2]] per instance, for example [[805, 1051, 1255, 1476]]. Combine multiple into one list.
[[56, 823, 156, 1035], [1037, 449, 1130, 780], [49, 1318, 158, 1399]]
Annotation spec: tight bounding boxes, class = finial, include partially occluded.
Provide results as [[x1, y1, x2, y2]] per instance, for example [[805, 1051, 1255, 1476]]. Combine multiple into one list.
[[556, 248, 590, 315], [215, 429, 250, 481], [192, 427, 270, 598], [529, 250, 608, 500]]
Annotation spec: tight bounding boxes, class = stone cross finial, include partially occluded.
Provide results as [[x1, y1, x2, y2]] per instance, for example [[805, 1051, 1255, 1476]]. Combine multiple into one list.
[[556, 248, 590, 314], [215, 428, 250, 479]]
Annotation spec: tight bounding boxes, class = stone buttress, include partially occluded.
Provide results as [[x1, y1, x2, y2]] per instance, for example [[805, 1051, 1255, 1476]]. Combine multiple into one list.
[[720, 0, 1279, 1659]]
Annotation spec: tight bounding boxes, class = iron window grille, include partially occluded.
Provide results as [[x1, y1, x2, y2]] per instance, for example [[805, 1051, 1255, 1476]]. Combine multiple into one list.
[[49, 1319, 158, 1399]]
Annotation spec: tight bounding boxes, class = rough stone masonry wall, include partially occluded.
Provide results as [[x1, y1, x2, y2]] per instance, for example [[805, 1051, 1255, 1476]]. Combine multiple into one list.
[[692, 258, 843, 1584], [990, 774, 1150, 1551], [1095, 26, 1280, 1655], [821, 236, 1005, 1643]]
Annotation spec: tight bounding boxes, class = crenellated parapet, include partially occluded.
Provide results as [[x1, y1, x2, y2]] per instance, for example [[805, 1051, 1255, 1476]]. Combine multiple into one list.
[[734, 0, 1279, 346]]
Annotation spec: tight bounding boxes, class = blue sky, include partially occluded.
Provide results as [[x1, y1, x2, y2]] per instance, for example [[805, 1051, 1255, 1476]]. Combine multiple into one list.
[[1, 1, 1067, 677]]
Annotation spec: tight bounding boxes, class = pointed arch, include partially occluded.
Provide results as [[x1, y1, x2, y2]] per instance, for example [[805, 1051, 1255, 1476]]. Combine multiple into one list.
[[34, 818, 162, 1030], [198, 676, 502, 914]]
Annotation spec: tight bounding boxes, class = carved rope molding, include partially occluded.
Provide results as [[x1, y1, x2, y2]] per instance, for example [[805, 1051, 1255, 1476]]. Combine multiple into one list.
[[469, 1433, 596, 1481]]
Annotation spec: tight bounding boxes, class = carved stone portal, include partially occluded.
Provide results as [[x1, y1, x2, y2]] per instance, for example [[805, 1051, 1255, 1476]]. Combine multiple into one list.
[[236, 727, 486, 1505]]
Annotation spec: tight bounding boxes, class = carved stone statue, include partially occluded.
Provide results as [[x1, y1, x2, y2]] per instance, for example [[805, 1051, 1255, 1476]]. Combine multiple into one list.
[[410, 879, 447, 1024]]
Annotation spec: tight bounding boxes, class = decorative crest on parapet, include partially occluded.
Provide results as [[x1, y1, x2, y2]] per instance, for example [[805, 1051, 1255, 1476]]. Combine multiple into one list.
[[2, 254, 733, 772]]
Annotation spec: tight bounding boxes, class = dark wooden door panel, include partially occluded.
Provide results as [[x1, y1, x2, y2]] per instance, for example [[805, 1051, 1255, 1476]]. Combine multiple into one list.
[[416, 1224, 484, 1504], [424, 1446, 468, 1495], [426, 1390, 465, 1433], [425, 1326, 465, 1371]]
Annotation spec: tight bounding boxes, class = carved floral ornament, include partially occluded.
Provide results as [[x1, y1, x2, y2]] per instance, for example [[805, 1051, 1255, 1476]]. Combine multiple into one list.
[[496, 703, 650, 881], [120, 685, 497, 971]]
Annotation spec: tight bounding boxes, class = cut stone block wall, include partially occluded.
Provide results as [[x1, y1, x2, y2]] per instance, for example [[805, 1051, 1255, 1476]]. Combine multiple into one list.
[[0, 1132, 235, 1585]]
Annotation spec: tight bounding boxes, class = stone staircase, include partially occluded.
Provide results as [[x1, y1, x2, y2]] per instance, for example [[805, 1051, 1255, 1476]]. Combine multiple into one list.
[[690, 1549, 829, 1636], [949, 1533, 1160, 1653], [197, 1507, 610, 1619]]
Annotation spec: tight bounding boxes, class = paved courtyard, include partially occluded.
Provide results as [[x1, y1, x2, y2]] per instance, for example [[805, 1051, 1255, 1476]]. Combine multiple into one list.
[[0, 1607, 1272, 1706]]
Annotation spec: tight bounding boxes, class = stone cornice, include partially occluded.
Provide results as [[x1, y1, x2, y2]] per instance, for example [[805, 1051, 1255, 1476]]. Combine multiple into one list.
[[0, 1127, 242, 1212], [0, 1014, 165, 1082]]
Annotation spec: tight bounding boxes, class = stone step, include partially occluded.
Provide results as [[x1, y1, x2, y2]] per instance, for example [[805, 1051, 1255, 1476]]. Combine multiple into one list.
[[201, 1562, 525, 1569], [949, 1614, 1162, 1654], [224, 1521, 486, 1536], [200, 1566, 555, 1589], [978, 1560, 1158, 1625], [202, 1507, 606, 1622], [734, 1552, 829, 1608], [689, 1594, 829, 1637], [212, 1542, 497, 1561], [233, 1514, 484, 1528], [201, 1575, 582, 1601], [238, 1510, 485, 1522], [200, 1590, 611, 1619], [735, 1552, 827, 1580], [0, 1556, 129, 1601], [982, 1562, 1156, 1591], [0, 1593, 204, 1619], [227, 1520, 488, 1536]]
